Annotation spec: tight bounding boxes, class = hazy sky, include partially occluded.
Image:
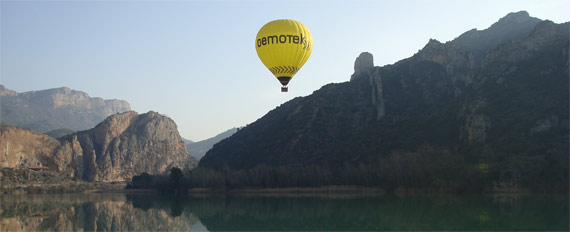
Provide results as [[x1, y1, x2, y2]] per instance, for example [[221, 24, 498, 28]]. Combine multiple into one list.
[[1, 0, 569, 141]]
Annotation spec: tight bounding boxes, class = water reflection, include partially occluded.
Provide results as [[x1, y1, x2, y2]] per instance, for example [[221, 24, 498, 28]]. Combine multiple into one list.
[[0, 194, 198, 231], [1, 193, 567, 231]]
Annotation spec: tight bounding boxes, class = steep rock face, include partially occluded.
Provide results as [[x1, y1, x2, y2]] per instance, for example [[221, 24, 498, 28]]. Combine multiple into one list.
[[351, 52, 374, 79], [351, 52, 385, 120], [71, 111, 195, 181], [0, 111, 197, 182], [0, 125, 83, 177], [200, 12, 568, 191], [414, 39, 476, 94], [0, 125, 61, 169], [0, 86, 131, 133], [0, 85, 17, 96]]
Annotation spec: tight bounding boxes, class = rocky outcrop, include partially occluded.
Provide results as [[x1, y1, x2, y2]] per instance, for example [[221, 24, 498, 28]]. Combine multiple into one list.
[[0, 85, 131, 133], [351, 52, 385, 120], [462, 114, 491, 145], [351, 52, 374, 80], [414, 39, 476, 93], [71, 111, 196, 181], [0, 126, 61, 169], [458, 98, 491, 144], [416, 39, 477, 72], [0, 125, 84, 178], [0, 85, 17, 96], [0, 111, 197, 182]]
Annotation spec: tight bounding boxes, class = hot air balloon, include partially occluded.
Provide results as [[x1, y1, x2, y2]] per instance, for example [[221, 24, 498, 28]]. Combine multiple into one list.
[[255, 19, 313, 92]]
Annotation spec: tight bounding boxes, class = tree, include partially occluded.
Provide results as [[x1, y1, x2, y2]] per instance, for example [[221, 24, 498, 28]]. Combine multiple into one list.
[[170, 167, 183, 194]]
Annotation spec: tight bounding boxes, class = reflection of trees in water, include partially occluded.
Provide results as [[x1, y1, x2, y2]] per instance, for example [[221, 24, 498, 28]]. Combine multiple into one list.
[[1, 194, 567, 231], [126, 194, 187, 217], [187, 195, 568, 231]]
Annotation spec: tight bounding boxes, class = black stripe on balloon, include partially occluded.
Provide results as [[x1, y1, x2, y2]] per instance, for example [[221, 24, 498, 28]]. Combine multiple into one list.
[[269, 66, 300, 74]]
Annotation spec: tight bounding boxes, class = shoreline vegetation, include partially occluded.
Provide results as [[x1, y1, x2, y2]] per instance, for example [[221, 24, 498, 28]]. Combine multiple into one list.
[[85, 186, 388, 197], [189, 186, 387, 197], [0, 167, 555, 195], [124, 167, 561, 195]]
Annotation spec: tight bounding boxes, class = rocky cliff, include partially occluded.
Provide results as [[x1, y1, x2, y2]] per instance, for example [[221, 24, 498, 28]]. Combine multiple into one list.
[[199, 12, 568, 192], [0, 85, 131, 134], [1, 111, 197, 182], [0, 126, 62, 169]]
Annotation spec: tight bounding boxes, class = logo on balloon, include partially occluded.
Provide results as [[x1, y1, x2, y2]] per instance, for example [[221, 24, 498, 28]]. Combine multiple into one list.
[[256, 33, 311, 50]]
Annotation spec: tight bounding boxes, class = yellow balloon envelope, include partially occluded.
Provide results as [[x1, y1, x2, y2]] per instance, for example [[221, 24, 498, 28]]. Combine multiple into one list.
[[255, 19, 313, 92]]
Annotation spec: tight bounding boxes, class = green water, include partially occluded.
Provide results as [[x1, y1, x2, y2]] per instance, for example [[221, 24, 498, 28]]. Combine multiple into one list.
[[1, 193, 567, 231]]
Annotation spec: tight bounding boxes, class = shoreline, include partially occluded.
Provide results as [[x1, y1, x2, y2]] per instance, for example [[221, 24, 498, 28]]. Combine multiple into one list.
[[188, 186, 387, 197], [81, 185, 387, 197], [83, 188, 158, 194], [2, 184, 550, 196]]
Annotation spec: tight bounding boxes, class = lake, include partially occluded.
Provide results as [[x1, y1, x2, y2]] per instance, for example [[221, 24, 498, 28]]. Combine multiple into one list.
[[1, 193, 567, 231]]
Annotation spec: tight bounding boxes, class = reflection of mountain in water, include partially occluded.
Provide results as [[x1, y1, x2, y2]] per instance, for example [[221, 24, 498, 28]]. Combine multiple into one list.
[[1, 194, 567, 231], [0, 194, 199, 231]]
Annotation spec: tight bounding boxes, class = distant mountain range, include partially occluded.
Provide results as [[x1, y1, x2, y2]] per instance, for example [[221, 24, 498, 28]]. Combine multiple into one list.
[[185, 128, 239, 160], [199, 11, 569, 192], [0, 85, 130, 135]]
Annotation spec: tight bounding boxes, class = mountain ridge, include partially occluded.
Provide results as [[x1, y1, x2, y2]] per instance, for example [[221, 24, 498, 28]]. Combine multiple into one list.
[[0, 85, 131, 134], [451, 11, 541, 55], [198, 12, 569, 192]]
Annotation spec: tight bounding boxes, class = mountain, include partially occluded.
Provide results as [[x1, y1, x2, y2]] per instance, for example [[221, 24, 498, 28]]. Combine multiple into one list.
[[0, 111, 197, 182], [451, 11, 541, 59], [0, 85, 131, 133], [182, 138, 195, 144], [199, 12, 569, 192], [186, 128, 239, 160]]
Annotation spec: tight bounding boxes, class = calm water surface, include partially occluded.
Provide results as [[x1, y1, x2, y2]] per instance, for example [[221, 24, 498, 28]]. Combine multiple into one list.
[[0, 193, 567, 231]]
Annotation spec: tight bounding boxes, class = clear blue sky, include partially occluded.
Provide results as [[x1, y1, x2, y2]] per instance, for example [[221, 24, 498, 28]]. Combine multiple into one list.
[[1, 0, 569, 141]]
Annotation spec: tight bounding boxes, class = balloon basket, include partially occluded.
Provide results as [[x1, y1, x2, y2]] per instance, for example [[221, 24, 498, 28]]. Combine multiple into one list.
[[281, 87, 288, 92]]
